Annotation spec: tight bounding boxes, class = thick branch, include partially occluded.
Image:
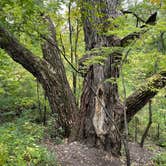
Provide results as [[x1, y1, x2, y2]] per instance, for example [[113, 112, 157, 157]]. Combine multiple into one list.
[[126, 72, 166, 123], [0, 24, 78, 136], [0, 25, 45, 80]]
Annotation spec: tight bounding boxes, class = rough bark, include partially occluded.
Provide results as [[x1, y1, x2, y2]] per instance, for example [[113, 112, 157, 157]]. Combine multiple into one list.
[[77, 0, 123, 156], [77, 0, 165, 156], [43, 16, 78, 135], [0, 24, 78, 137]]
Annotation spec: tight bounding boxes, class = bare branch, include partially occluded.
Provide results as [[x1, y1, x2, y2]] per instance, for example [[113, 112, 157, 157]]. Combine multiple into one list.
[[121, 10, 145, 24]]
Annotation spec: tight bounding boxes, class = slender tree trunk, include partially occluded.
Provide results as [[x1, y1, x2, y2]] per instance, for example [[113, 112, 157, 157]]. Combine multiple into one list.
[[37, 80, 42, 122], [74, 19, 80, 101], [140, 100, 152, 147], [68, 2, 77, 95], [134, 117, 139, 142], [121, 59, 131, 166], [156, 123, 160, 139], [43, 92, 47, 126]]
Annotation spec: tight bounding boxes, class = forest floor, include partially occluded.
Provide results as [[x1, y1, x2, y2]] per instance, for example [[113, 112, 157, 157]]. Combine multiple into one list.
[[44, 139, 163, 166]]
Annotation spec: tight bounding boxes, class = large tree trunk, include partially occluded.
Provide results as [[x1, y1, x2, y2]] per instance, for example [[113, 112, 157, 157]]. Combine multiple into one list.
[[76, 0, 166, 156], [77, 0, 123, 156], [41, 16, 78, 136], [0, 24, 78, 137]]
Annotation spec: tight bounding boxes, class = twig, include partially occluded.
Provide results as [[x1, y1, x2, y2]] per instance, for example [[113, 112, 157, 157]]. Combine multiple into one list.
[[121, 10, 145, 24]]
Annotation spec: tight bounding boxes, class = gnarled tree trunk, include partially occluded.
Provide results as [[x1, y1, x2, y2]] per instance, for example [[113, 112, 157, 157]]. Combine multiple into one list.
[[75, 0, 166, 156], [77, 0, 123, 156]]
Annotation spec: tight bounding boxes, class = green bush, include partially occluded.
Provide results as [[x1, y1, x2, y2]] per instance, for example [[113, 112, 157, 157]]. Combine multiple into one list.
[[153, 152, 166, 166], [0, 118, 57, 166], [0, 97, 36, 111], [0, 144, 8, 166]]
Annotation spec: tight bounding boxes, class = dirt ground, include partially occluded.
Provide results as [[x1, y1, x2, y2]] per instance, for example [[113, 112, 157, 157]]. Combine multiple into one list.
[[44, 140, 161, 166]]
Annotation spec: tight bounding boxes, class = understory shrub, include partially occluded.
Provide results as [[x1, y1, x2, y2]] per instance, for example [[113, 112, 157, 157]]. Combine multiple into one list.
[[153, 152, 166, 166], [0, 117, 57, 166]]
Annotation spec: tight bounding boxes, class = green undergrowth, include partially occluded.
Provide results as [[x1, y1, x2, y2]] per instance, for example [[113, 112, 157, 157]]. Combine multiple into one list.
[[153, 152, 166, 166], [0, 114, 57, 166]]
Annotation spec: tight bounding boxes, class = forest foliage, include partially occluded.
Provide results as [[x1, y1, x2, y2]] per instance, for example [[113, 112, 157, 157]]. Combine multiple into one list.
[[0, 0, 166, 165]]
